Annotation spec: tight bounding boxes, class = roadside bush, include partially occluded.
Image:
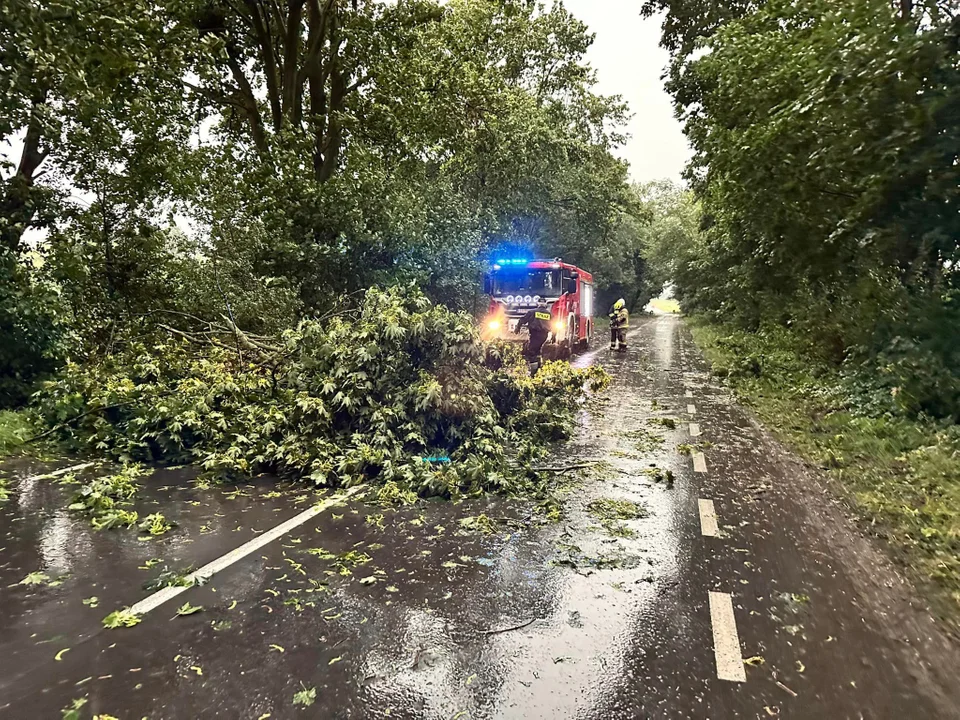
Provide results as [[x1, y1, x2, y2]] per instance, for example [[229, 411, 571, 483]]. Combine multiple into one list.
[[0, 410, 34, 457], [0, 251, 67, 407], [849, 338, 960, 421], [35, 287, 608, 498]]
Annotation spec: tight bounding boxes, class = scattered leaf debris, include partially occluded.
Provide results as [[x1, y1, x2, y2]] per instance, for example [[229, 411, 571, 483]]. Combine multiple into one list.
[[102, 609, 142, 629], [175, 602, 204, 617], [293, 685, 317, 707]]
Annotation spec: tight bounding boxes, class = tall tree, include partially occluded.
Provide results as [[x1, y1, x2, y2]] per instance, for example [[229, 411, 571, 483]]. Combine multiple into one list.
[[179, 0, 632, 309], [654, 0, 960, 369], [0, 0, 191, 253]]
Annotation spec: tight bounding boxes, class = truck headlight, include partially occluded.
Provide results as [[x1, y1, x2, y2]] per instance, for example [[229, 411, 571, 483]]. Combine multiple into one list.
[[552, 320, 564, 334], [488, 319, 501, 331]]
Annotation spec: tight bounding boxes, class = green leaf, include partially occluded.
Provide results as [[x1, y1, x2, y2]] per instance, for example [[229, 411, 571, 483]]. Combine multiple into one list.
[[102, 608, 141, 629], [60, 697, 88, 720], [292, 686, 317, 707], [19, 571, 50, 586], [175, 602, 203, 617]]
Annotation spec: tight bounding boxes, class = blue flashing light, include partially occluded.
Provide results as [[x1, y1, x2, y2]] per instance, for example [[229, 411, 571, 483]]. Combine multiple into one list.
[[494, 258, 529, 267]]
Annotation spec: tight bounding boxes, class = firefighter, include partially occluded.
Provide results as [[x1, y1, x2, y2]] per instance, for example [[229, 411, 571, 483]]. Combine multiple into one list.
[[516, 298, 552, 368], [609, 298, 629, 352]]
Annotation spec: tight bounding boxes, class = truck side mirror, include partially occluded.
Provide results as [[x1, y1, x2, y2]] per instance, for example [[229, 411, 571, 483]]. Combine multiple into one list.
[[483, 274, 492, 295]]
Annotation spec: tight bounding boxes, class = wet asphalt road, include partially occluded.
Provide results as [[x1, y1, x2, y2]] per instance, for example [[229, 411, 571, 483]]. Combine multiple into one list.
[[2, 314, 960, 719]]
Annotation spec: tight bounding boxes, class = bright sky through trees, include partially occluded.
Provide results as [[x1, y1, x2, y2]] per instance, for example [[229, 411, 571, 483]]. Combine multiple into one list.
[[564, 1, 690, 183]]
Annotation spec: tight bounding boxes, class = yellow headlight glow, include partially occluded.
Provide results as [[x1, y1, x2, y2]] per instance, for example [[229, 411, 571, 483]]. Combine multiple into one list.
[[552, 321, 564, 333], [488, 319, 501, 331]]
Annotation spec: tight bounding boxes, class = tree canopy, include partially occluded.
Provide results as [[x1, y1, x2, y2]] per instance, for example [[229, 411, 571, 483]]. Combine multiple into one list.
[[650, 0, 960, 417], [0, 0, 665, 405]]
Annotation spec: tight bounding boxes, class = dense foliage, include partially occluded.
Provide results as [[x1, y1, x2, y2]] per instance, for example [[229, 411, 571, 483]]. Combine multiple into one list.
[[37, 288, 608, 497], [602, 181, 700, 311], [648, 0, 960, 419], [0, 250, 66, 405], [0, 0, 660, 406]]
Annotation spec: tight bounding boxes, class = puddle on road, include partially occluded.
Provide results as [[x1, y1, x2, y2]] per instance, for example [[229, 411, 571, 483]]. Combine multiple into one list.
[[2, 315, 707, 720], [0, 461, 331, 698]]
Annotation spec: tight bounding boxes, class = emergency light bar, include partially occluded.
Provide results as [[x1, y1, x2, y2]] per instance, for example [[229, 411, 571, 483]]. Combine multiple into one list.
[[495, 258, 529, 265]]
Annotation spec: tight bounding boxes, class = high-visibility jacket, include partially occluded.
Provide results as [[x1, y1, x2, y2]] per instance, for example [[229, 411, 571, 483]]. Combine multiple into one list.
[[609, 307, 629, 329]]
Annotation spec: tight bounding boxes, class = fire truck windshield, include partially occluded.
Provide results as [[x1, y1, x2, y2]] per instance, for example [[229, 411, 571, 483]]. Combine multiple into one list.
[[492, 268, 562, 297]]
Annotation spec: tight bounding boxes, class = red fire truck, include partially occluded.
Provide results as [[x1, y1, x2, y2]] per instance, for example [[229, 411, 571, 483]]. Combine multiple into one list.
[[482, 257, 595, 356]]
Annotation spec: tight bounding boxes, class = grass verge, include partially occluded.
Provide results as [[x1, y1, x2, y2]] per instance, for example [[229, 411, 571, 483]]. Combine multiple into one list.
[[687, 316, 960, 627]]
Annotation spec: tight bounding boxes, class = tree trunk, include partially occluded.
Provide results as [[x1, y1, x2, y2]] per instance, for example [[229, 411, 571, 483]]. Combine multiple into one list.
[[281, 0, 306, 123], [1, 93, 49, 253], [306, 0, 332, 177], [316, 5, 344, 183], [317, 66, 345, 183], [225, 42, 270, 156], [246, 0, 283, 131]]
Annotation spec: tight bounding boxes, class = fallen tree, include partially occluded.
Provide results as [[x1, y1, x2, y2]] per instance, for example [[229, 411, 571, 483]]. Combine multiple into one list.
[[35, 287, 608, 498]]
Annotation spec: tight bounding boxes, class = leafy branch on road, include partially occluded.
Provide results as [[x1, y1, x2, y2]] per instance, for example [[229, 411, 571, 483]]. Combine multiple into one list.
[[37, 288, 609, 502], [587, 498, 647, 522], [67, 464, 144, 531]]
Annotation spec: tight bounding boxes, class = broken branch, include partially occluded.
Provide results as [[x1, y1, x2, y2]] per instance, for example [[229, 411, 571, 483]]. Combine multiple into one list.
[[484, 618, 538, 636]]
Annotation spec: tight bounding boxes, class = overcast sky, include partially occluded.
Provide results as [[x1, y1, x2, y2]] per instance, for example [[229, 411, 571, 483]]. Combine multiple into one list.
[[563, 0, 691, 185]]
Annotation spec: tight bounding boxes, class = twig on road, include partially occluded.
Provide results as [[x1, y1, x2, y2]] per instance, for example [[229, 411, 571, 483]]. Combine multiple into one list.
[[774, 678, 798, 697], [530, 462, 596, 474], [410, 644, 427, 669], [484, 618, 539, 636]]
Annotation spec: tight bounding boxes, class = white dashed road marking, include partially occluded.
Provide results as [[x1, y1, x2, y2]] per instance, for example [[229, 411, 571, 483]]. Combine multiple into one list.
[[25, 462, 95, 482], [127, 485, 367, 617], [709, 592, 747, 682], [687, 404, 697, 415], [692, 452, 707, 473], [698, 499, 719, 537], [685, 389, 693, 398], [689, 423, 701, 437]]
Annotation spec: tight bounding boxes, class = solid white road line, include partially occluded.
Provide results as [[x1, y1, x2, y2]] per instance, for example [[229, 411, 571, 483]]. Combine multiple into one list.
[[127, 485, 367, 616], [25, 462, 95, 482], [687, 404, 697, 415], [689, 423, 701, 437], [709, 592, 747, 682], [692, 452, 707, 473], [698, 499, 719, 537]]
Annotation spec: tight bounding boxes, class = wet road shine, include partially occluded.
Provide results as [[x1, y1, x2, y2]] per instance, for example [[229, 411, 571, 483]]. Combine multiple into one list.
[[2, 315, 959, 719]]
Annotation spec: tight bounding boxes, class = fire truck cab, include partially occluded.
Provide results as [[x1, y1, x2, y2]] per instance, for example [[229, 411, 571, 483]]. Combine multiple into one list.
[[482, 258, 595, 355]]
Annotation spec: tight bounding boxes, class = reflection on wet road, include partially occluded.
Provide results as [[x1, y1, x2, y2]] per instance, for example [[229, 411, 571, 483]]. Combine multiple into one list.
[[2, 314, 960, 719]]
